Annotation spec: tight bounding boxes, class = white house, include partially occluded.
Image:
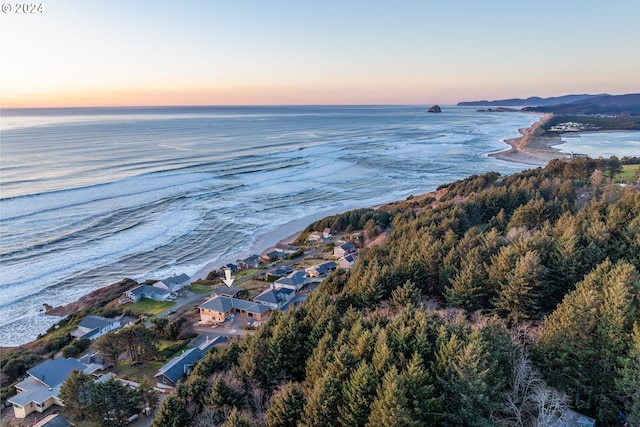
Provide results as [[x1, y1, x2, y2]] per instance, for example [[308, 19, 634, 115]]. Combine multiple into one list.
[[274, 270, 308, 291], [253, 286, 295, 310], [153, 273, 190, 293], [71, 315, 121, 340], [124, 285, 172, 302]]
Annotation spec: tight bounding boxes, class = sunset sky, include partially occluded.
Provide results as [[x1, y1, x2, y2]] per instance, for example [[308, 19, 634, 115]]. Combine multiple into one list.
[[1, 0, 639, 108]]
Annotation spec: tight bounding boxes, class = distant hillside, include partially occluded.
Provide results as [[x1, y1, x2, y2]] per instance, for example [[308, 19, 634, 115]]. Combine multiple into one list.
[[458, 94, 605, 107], [523, 93, 640, 116]]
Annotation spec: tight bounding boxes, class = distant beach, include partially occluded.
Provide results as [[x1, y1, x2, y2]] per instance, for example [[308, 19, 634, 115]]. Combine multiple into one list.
[[489, 113, 565, 166]]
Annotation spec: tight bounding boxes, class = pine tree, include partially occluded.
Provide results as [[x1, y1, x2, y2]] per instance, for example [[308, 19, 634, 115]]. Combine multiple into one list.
[[366, 367, 416, 427], [222, 407, 251, 427], [58, 369, 94, 419], [616, 323, 640, 426], [492, 251, 544, 325], [152, 394, 189, 427], [301, 372, 341, 427], [266, 382, 306, 427], [339, 362, 378, 427]]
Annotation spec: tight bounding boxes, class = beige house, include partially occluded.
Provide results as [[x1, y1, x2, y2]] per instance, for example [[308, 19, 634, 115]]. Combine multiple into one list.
[[8, 357, 87, 418], [199, 295, 271, 323]]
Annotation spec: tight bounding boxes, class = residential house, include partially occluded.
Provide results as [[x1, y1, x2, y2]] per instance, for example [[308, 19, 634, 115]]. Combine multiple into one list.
[[154, 347, 204, 390], [339, 252, 358, 269], [253, 286, 295, 310], [153, 273, 190, 293], [334, 241, 356, 257], [199, 295, 271, 323], [124, 285, 172, 302], [307, 231, 323, 242], [262, 251, 286, 262], [221, 263, 238, 273], [71, 315, 121, 340], [32, 414, 72, 427], [305, 261, 337, 278], [8, 357, 88, 418], [275, 243, 299, 254], [323, 228, 332, 239], [212, 285, 243, 298], [237, 254, 261, 270], [266, 265, 293, 281], [274, 270, 308, 291]]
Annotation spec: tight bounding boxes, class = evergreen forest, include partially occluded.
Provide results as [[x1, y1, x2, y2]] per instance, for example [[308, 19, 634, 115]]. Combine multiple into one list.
[[152, 157, 640, 427]]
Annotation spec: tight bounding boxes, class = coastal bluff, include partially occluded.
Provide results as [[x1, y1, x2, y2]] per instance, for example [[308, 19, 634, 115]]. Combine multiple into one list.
[[45, 278, 138, 316]]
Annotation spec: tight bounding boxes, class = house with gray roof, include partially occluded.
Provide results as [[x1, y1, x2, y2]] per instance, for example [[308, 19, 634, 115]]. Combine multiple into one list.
[[237, 254, 261, 270], [262, 250, 286, 262], [339, 252, 358, 269], [275, 242, 299, 254], [8, 357, 88, 418], [254, 286, 295, 310], [212, 285, 243, 298], [334, 241, 356, 257], [199, 295, 271, 323], [266, 265, 293, 281], [274, 270, 308, 291], [32, 414, 72, 427], [154, 347, 205, 390], [124, 284, 172, 302], [71, 315, 121, 340], [305, 261, 337, 278], [153, 273, 190, 293]]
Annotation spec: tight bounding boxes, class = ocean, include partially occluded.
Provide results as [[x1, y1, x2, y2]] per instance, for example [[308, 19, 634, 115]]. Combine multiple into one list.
[[0, 106, 563, 346]]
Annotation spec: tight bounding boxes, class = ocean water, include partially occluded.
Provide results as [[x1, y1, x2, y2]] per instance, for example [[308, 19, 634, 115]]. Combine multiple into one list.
[[1, 105, 541, 346], [558, 131, 640, 157]]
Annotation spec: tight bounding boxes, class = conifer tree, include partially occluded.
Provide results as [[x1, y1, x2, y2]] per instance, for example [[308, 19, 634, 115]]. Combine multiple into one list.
[[366, 367, 415, 427], [339, 362, 378, 427], [301, 372, 341, 427], [266, 382, 306, 427], [616, 323, 640, 425]]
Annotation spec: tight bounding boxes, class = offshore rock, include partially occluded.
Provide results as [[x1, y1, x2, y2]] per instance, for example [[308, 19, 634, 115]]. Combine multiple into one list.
[[428, 105, 442, 113]]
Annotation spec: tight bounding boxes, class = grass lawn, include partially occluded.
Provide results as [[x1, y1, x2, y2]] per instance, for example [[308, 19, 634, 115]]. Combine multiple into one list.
[[236, 268, 262, 279], [292, 257, 331, 269], [122, 299, 175, 316], [616, 164, 639, 183], [239, 279, 268, 299], [118, 360, 165, 383], [189, 282, 215, 294]]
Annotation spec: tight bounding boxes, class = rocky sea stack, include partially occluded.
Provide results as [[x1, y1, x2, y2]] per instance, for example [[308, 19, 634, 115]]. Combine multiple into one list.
[[428, 105, 442, 113]]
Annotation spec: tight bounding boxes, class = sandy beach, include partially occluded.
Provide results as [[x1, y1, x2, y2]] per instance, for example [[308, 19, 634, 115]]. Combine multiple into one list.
[[489, 113, 567, 166]]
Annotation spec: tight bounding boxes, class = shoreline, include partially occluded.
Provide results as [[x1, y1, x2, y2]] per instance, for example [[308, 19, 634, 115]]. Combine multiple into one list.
[[489, 113, 566, 166], [5, 116, 569, 348]]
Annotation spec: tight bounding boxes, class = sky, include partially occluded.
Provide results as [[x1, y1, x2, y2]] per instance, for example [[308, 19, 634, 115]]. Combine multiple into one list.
[[1, 0, 639, 108]]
